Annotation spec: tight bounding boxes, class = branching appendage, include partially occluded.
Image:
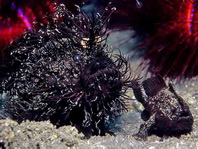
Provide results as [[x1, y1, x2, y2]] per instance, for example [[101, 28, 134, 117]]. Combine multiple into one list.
[[53, 3, 117, 55], [130, 76, 147, 107]]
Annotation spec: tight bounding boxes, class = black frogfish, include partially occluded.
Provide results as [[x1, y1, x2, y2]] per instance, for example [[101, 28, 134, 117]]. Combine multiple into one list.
[[131, 75, 193, 140], [0, 4, 133, 137]]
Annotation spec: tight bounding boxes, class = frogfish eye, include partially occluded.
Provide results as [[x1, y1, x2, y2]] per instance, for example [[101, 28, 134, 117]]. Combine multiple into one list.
[[73, 55, 81, 61]]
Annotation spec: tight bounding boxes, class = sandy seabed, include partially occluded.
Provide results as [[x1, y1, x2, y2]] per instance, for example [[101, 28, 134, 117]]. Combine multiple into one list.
[[0, 75, 197, 149]]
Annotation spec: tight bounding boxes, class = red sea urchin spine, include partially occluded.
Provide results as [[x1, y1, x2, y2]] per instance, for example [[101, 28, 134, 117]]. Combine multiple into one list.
[[0, 0, 80, 64], [141, 0, 198, 81], [106, 0, 197, 81]]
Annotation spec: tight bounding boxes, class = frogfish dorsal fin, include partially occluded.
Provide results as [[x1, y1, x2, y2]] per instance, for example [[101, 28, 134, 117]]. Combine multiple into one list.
[[143, 75, 167, 97]]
